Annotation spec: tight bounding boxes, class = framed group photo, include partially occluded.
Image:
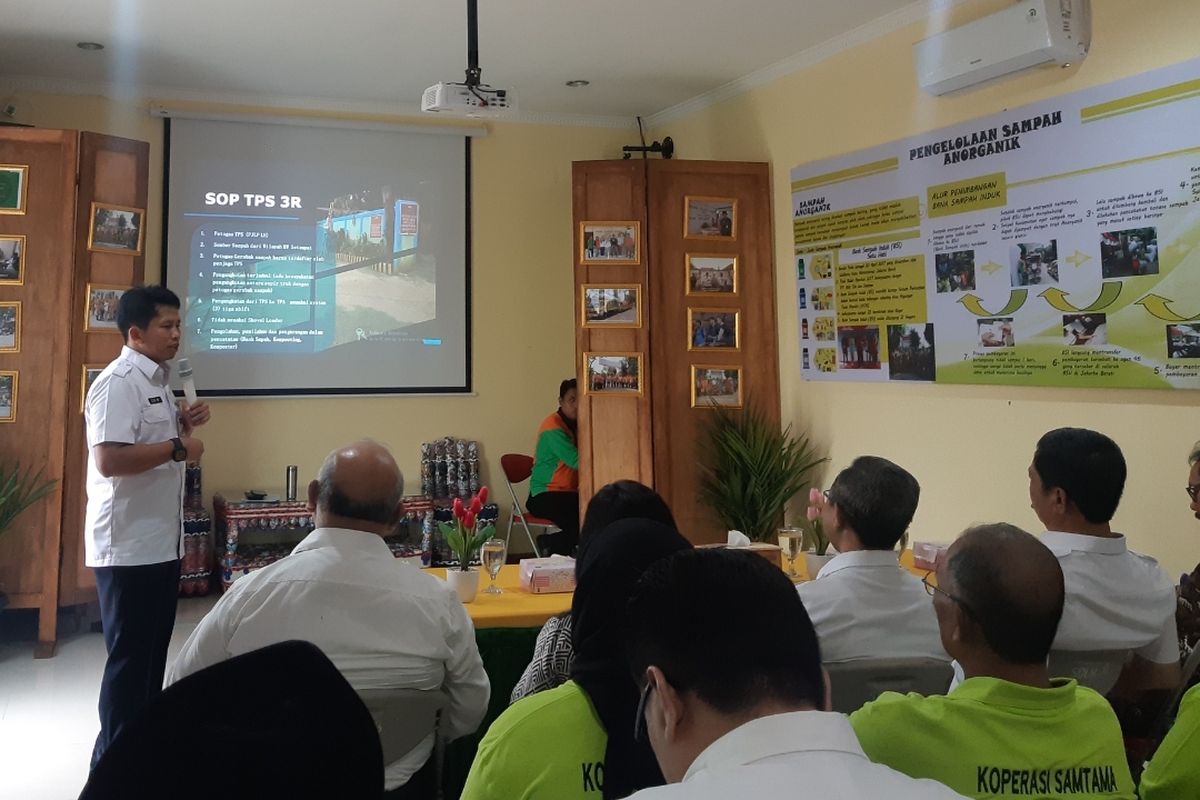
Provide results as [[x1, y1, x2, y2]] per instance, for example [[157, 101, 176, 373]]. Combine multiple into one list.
[[581, 284, 642, 328], [0, 234, 24, 285], [0, 164, 28, 215], [82, 364, 105, 412], [580, 221, 640, 265], [88, 202, 145, 255], [583, 352, 643, 395], [686, 254, 737, 296], [84, 283, 129, 332], [684, 196, 737, 240], [0, 301, 20, 353], [688, 308, 739, 351], [0, 370, 16, 423], [691, 366, 743, 408]]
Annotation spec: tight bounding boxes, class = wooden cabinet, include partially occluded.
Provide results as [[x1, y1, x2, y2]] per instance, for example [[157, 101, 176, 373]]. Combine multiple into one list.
[[0, 127, 149, 657], [572, 160, 780, 544]]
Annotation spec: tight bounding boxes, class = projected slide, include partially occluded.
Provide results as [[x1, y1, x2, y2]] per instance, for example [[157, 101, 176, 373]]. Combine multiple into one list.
[[165, 118, 469, 395]]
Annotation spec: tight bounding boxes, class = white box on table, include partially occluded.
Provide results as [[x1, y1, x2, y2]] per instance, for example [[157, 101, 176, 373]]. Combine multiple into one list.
[[519, 556, 576, 594]]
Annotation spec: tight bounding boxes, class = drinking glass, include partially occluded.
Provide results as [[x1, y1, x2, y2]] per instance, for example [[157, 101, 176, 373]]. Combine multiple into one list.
[[777, 528, 805, 578], [481, 538, 507, 594]]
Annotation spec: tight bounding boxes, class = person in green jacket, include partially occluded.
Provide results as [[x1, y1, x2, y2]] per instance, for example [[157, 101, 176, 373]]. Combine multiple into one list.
[[526, 378, 579, 555]]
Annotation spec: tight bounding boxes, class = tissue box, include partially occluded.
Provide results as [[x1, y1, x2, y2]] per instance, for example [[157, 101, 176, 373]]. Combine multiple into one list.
[[519, 556, 576, 594]]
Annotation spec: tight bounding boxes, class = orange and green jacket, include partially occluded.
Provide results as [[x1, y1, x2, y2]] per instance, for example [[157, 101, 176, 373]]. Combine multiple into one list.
[[531, 411, 579, 495]]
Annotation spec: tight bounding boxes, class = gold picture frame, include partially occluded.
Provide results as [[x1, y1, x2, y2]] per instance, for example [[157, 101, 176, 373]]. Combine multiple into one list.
[[580, 221, 640, 265], [687, 308, 740, 351], [87, 201, 145, 255], [684, 196, 737, 240], [0, 234, 25, 285], [691, 365, 743, 409], [0, 370, 16, 423], [583, 351, 643, 395], [84, 283, 130, 332], [685, 253, 738, 296], [581, 284, 642, 329], [0, 301, 19, 353], [81, 364, 105, 412], [0, 164, 28, 215]]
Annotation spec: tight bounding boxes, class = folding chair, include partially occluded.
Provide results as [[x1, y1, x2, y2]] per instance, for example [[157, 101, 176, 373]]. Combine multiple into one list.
[[358, 688, 448, 799], [826, 657, 955, 713], [499, 453, 558, 557]]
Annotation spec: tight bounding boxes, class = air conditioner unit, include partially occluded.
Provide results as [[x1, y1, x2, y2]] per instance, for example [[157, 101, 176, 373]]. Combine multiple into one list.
[[914, 0, 1091, 95]]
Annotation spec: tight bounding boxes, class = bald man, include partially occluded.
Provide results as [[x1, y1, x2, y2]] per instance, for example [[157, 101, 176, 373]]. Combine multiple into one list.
[[168, 440, 489, 795], [850, 524, 1136, 799]]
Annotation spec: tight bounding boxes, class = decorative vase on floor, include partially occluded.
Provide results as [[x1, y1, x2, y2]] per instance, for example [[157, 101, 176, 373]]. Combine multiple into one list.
[[804, 551, 835, 580], [447, 569, 481, 603]]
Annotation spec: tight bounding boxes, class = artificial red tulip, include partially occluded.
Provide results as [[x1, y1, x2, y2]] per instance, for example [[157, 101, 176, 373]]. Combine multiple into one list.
[[470, 496, 483, 515], [478, 486, 489, 505], [464, 511, 477, 530], [453, 497, 464, 519]]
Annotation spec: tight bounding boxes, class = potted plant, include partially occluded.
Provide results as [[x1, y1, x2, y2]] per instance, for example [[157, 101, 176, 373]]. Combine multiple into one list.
[[0, 462, 58, 611], [438, 486, 494, 603], [803, 487, 835, 578], [697, 401, 826, 544]]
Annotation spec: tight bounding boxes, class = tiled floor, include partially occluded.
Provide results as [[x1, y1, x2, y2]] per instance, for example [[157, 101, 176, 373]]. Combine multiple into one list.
[[0, 596, 218, 800]]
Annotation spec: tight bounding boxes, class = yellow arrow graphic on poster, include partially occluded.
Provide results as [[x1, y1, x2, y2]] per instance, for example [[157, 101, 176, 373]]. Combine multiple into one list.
[[958, 290, 1028, 317], [1134, 293, 1200, 322], [1064, 250, 1093, 268], [1038, 281, 1123, 312], [979, 260, 1005, 275]]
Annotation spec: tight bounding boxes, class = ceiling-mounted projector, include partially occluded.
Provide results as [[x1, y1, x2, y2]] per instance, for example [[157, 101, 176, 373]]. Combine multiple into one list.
[[422, 0, 515, 117], [915, 0, 1091, 95]]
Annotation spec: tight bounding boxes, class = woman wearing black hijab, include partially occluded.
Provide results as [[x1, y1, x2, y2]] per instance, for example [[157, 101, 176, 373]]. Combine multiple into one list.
[[462, 518, 691, 800]]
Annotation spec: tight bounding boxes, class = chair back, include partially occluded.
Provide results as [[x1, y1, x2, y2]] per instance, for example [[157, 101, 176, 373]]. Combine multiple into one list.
[[357, 688, 448, 764], [827, 657, 954, 713], [500, 453, 534, 484], [1047, 649, 1130, 695]]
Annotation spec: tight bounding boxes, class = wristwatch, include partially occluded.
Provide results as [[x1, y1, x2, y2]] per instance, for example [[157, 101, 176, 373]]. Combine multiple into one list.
[[170, 437, 188, 463]]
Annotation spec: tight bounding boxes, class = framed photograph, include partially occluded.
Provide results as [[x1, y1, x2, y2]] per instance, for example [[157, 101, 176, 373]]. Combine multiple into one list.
[[580, 221, 640, 265], [87, 202, 145, 255], [0, 164, 28, 215], [0, 301, 20, 353], [81, 364, 105, 412], [684, 196, 737, 240], [688, 308, 740, 351], [0, 234, 24, 285], [84, 283, 130, 332], [581, 284, 642, 328], [583, 352, 642, 395], [0, 371, 16, 423], [691, 366, 743, 408], [686, 254, 737, 296]]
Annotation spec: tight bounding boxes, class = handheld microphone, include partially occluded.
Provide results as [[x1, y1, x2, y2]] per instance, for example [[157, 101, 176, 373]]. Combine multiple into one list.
[[177, 357, 198, 407]]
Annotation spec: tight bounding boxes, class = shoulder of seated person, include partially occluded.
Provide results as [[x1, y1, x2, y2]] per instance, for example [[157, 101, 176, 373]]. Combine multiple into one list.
[[498, 683, 594, 729]]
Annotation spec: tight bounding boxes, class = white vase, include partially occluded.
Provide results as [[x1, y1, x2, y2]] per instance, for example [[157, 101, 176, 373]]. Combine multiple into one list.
[[804, 551, 835, 580], [447, 568, 481, 603]]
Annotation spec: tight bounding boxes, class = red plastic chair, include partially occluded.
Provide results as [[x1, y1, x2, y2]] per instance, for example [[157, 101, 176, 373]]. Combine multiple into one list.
[[499, 454, 558, 557]]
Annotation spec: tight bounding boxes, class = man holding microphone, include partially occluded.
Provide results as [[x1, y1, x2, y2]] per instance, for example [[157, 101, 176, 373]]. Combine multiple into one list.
[[83, 285, 210, 770]]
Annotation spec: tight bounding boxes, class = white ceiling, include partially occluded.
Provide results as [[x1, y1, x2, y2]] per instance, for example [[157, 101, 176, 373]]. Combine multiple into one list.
[[0, 0, 940, 124]]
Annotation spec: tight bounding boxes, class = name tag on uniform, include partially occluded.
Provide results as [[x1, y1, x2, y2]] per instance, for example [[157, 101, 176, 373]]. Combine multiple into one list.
[[148, 396, 163, 405]]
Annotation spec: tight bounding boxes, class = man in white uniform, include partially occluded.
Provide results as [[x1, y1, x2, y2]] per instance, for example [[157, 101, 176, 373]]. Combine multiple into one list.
[[85, 285, 210, 769], [624, 549, 966, 800], [168, 440, 490, 795]]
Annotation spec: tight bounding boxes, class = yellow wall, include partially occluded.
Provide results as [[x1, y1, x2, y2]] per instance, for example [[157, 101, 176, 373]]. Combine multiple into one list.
[[9, 89, 630, 534], [655, 0, 1200, 575]]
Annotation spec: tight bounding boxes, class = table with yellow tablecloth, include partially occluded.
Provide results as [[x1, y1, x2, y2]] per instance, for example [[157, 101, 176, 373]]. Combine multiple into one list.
[[424, 564, 573, 628]]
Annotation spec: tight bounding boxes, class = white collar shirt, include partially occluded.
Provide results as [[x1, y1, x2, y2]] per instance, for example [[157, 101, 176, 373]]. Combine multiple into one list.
[[798, 549, 948, 663], [1042, 531, 1178, 664], [84, 345, 184, 567], [626, 711, 967, 800], [166, 527, 490, 790]]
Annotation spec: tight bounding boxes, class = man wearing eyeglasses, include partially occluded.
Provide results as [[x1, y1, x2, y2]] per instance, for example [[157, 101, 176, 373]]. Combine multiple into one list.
[[623, 549, 967, 799], [850, 524, 1136, 800]]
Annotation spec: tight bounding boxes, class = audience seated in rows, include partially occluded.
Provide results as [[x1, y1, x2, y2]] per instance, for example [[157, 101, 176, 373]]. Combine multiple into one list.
[[851, 523, 1136, 799], [800, 456, 947, 663], [510, 480, 677, 704], [167, 440, 489, 797], [1029, 428, 1179, 695], [461, 519, 691, 800], [623, 549, 966, 799]]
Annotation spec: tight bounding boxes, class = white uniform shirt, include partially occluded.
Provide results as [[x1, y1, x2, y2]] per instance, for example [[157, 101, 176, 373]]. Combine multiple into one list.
[[798, 549, 948, 663], [1043, 531, 1179, 663], [167, 527, 490, 790], [625, 711, 967, 800], [84, 345, 184, 567]]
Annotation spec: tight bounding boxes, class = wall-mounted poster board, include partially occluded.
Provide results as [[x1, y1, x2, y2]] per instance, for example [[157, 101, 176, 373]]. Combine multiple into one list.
[[792, 58, 1200, 389]]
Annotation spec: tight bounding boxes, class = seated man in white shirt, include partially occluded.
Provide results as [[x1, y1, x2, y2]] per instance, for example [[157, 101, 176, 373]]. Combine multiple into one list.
[[800, 456, 947, 663], [1029, 427, 1179, 696], [623, 549, 966, 800], [168, 440, 490, 796]]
